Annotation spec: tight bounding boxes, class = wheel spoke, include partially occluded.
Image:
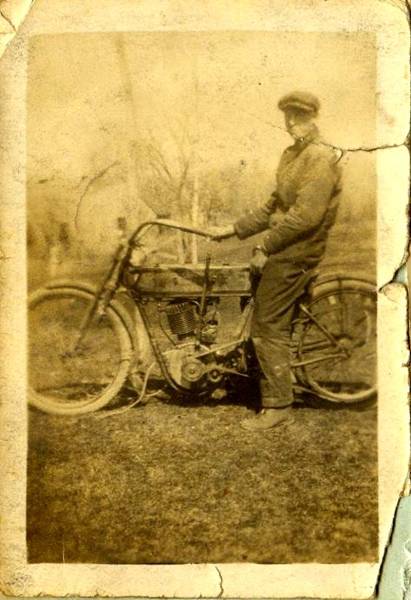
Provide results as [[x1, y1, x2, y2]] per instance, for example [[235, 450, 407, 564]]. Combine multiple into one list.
[[338, 294, 348, 336]]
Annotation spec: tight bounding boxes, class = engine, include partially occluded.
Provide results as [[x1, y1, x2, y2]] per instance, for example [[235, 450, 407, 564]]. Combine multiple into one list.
[[159, 298, 246, 395]]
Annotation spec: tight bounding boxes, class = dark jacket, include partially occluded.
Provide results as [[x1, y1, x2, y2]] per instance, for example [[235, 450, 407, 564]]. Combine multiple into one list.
[[234, 130, 342, 266]]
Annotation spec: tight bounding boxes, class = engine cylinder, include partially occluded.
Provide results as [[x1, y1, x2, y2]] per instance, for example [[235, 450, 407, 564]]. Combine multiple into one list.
[[164, 301, 197, 338]]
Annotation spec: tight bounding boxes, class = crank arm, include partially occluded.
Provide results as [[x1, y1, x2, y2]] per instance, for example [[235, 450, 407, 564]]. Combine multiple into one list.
[[206, 366, 250, 378], [195, 340, 242, 358]]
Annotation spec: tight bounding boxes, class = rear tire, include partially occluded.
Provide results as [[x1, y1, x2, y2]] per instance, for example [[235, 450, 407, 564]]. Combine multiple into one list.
[[28, 286, 133, 416], [297, 280, 376, 403]]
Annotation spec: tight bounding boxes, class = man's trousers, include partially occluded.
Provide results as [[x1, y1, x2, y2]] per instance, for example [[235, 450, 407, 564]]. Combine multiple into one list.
[[251, 257, 313, 408]]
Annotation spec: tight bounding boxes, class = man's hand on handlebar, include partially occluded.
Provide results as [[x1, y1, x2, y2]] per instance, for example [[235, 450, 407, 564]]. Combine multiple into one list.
[[129, 244, 148, 267], [208, 225, 236, 241], [250, 246, 268, 275]]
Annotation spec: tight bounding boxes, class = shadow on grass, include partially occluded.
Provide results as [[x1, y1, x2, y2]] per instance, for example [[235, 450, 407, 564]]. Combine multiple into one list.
[[110, 374, 376, 416]]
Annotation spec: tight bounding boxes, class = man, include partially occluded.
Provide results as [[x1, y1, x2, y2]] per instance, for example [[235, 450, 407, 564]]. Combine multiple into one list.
[[211, 91, 342, 431]]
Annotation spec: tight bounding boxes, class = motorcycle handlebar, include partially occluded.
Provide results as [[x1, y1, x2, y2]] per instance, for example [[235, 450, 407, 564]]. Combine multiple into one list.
[[129, 219, 215, 245]]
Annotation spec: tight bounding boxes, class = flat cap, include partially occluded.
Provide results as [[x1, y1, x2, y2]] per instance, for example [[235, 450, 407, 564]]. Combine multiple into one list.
[[278, 91, 320, 115]]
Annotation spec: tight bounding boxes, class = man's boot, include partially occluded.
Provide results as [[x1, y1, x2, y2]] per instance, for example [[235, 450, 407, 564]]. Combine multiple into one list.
[[240, 406, 292, 431]]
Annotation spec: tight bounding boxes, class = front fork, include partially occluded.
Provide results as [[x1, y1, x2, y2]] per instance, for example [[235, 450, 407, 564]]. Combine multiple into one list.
[[70, 244, 129, 353]]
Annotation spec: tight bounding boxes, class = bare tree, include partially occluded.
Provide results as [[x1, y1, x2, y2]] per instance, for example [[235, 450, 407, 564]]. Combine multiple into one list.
[[136, 123, 195, 262]]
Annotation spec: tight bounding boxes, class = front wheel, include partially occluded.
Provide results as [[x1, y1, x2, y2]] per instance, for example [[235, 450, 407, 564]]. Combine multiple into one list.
[[296, 280, 376, 403], [28, 286, 134, 416]]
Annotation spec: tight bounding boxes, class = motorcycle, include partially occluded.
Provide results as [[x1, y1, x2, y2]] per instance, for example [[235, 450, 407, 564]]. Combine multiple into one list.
[[28, 219, 377, 416]]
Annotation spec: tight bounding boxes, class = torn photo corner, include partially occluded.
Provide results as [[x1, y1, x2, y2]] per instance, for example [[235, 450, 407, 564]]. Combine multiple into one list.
[[0, 0, 409, 598]]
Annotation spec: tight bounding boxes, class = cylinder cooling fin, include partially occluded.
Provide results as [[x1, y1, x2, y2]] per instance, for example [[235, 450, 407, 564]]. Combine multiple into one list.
[[163, 300, 198, 338]]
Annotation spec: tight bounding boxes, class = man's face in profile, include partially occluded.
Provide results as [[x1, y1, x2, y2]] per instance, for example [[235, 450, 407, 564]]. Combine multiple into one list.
[[284, 107, 315, 141]]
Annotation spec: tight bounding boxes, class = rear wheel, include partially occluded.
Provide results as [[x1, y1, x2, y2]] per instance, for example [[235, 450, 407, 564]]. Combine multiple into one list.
[[296, 283, 376, 403], [28, 286, 133, 415]]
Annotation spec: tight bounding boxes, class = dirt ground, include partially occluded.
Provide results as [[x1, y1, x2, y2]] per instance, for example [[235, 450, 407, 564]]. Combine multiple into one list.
[[27, 393, 378, 564]]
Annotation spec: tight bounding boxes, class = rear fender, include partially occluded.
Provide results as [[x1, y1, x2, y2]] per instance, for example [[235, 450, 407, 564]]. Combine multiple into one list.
[[309, 274, 376, 300]]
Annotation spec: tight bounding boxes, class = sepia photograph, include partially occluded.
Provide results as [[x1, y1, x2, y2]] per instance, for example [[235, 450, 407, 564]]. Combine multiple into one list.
[[26, 31, 378, 565], [0, 1, 409, 598]]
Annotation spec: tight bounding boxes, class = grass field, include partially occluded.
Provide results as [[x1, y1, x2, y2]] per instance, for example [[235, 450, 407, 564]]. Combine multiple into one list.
[[27, 220, 378, 565], [27, 397, 377, 564]]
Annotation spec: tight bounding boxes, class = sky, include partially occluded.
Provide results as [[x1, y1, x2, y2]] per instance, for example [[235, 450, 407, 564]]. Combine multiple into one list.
[[27, 31, 377, 247]]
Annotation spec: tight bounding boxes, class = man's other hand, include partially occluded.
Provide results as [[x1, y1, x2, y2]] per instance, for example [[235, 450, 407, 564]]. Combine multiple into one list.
[[209, 225, 236, 241], [250, 247, 268, 275]]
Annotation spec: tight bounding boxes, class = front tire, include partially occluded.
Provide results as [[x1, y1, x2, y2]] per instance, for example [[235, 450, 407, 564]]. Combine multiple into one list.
[[28, 286, 134, 416]]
